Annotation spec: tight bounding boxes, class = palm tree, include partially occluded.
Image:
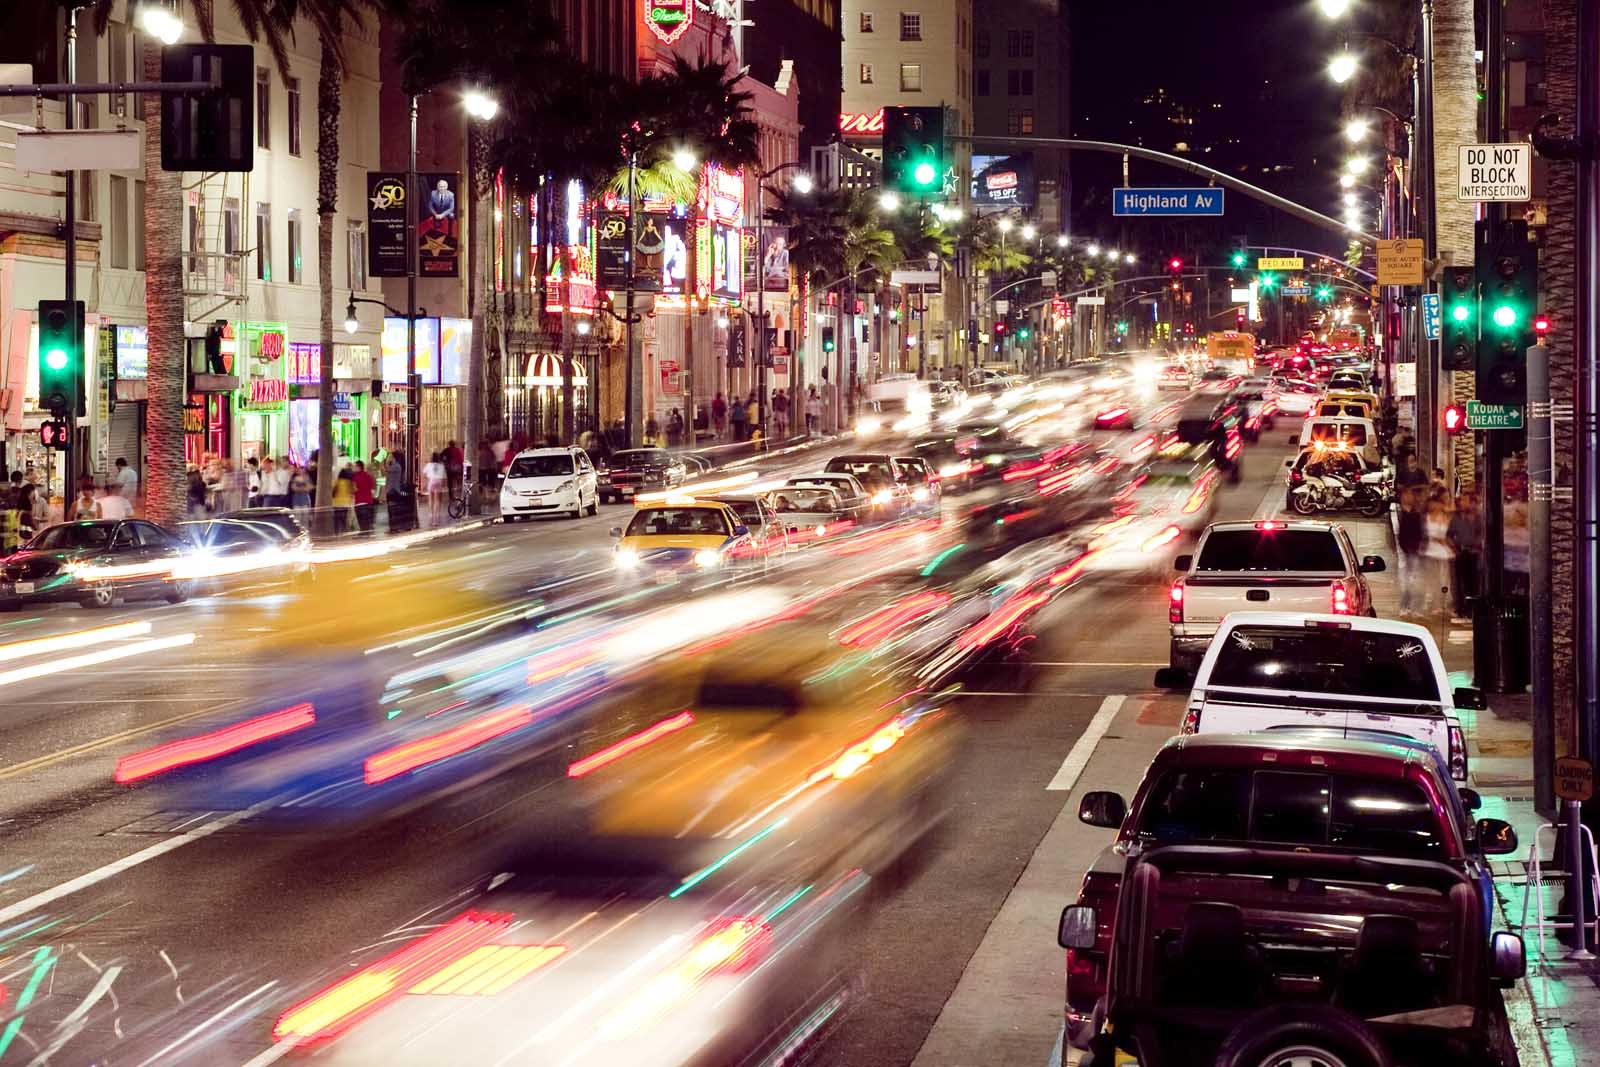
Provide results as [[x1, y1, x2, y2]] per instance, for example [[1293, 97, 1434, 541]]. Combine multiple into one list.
[[1432, 0, 1478, 486]]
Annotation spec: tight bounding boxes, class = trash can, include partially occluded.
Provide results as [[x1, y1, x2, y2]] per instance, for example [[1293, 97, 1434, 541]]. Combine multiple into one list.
[[1471, 594, 1529, 693]]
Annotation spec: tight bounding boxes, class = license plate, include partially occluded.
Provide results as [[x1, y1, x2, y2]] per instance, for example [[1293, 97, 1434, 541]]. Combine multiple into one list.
[[620, 487, 634, 496], [13, 582, 34, 594]]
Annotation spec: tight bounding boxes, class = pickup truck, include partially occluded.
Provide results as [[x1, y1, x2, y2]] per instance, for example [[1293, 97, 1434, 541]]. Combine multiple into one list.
[[1061, 731, 1519, 1050], [1175, 611, 1483, 781], [1164, 519, 1385, 675]]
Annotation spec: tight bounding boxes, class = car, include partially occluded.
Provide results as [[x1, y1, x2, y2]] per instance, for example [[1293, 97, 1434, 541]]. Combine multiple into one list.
[[1174, 611, 1480, 781], [177, 517, 299, 557], [1314, 398, 1375, 420], [221, 506, 308, 545], [609, 499, 752, 573], [785, 472, 873, 519], [600, 448, 687, 503], [1300, 414, 1380, 465], [1115, 446, 1224, 542], [1, 519, 191, 609], [1061, 731, 1521, 1050], [500, 446, 599, 520], [1267, 377, 1321, 416], [1229, 378, 1278, 438], [1164, 519, 1383, 673], [1171, 397, 1244, 481], [823, 454, 913, 512], [1285, 444, 1391, 516], [892, 455, 942, 509], [699, 491, 790, 561], [765, 484, 855, 542], [1156, 364, 1192, 391]]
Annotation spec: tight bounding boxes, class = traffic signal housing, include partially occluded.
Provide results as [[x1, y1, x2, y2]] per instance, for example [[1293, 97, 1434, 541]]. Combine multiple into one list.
[[36, 299, 85, 419], [993, 320, 1008, 337], [821, 326, 836, 353], [1167, 256, 1184, 275], [1230, 248, 1248, 268], [881, 106, 945, 197], [1475, 219, 1536, 405], [1440, 265, 1477, 371]]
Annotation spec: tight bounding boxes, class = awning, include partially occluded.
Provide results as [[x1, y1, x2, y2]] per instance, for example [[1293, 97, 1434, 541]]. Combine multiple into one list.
[[523, 352, 589, 387]]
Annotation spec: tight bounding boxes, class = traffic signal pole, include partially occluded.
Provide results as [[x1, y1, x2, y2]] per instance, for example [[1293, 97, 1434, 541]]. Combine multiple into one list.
[[63, 5, 79, 499], [1477, 0, 1510, 694]]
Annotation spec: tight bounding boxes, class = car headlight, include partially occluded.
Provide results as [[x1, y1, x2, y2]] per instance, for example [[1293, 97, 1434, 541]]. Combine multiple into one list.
[[937, 463, 967, 480], [556, 479, 575, 492], [871, 489, 893, 506], [814, 523, 829, 537], [615, 548, 640, 569], [912, 486, 930, 502], [694, 548, 721, 569], [856, 417, 882, 435]]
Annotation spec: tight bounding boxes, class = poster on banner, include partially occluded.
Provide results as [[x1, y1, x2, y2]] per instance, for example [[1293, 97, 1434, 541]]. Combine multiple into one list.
[[380, 316, 441, 384], [417, 173, 461, 277], [597, 212, 628, 289], [760, 227, 790, 292], [659, 359, 681, 396], [366, 172, 408, 277], [727, 322, 747, 368], [115, 324, 148, 379], [1394, 362, 1417, 397]]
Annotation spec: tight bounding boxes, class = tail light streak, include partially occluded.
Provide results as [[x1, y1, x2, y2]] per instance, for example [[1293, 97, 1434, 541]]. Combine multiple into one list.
[[364, 705, 535, 785], [114, 702, 316, 784], [566, 711, 695, 778], [837, 592, 950, 648]]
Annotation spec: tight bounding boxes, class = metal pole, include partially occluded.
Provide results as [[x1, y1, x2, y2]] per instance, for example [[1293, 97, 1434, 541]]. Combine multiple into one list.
[[406, 94, 419, 504], [1477, 0, 1510, 693], [625, 152, 638, 448], [757, 180, 767, 433], [1576, 0, 1600, 824], [64, 5, 78, 497], [1529, 344, 1555, 812], [1417, 0, 1438, 473]]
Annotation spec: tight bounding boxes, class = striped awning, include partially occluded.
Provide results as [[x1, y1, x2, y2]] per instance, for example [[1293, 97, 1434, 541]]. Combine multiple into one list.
[[523, 352, 589, 387]]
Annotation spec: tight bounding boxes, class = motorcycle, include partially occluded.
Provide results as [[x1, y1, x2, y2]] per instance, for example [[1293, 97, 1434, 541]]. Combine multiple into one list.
[[1289, 468, 1391, 518]]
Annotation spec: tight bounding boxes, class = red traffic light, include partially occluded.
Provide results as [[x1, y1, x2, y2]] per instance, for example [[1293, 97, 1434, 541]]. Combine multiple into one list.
[[1168, 256, 1184, 272], [1533, 312, 1551, 337], [1442, 404, 1467, 435], [993, 320, 1007, 335]]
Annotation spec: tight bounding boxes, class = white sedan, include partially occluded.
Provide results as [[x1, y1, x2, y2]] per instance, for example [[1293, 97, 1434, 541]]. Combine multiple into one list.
[[1270, 379, 1321, 416]]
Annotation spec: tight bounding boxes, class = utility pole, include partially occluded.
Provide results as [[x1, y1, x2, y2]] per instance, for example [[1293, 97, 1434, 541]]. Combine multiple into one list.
[[63, 5, 80, 497]]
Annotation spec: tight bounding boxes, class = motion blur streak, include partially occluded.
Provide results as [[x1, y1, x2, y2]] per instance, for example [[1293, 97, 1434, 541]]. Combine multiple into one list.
[[824, 518, 942, 557], [837, 592, 951, 648], [633, 470, 759, 504], [669, 819, 789, 898], [113, 703, 316, 783], [0, 632, 195, 687], [0, 621, 152, 664], [0, 945, 54, 1057], [272, 911, 512, 1044], [598, 918, 773, 1041], [566, 711, 696, 778], [830, 719, 908, 780], [1141, 525, 1183, 553], [363, 706, 535, 785], [957, 591, 1051, 650], [1002, 461, 1051, 483], [406, 944, 567, 996], [1049, 551, 1098, 586]]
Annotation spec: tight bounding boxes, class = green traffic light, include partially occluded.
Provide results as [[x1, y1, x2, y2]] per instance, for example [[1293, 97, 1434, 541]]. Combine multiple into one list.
[[1450, 304, 1471, 322], [44, 347, 69, 371], [1018, 328, 1031, 340], [1259, 273, 1276, 289], [1491, 305, 1518, 328], [913, 161, 937, 187], [1231, 252, 1247, 267]]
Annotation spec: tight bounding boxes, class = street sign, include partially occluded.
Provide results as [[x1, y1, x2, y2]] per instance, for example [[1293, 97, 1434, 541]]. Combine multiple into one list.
[[1376, 238, 1425, 286], [1465, 400, 1524, 429], [1112, 187, 1225, 216], [1040, 270, 1057, 293], [15, 130, 141, 174], [1257, 256, 1303, 271], [994, 299, 1010, 314], [890, 269, 940, 285], [1555, 756, 1594, 802], [1076, 296, 1106, 306], [1394, 362, 1417, 397], [1422, 292, 1442, 340], [1279, 285, 1311, 296], [1458, 143, 1532, 202], [38, 420, 71, 449]]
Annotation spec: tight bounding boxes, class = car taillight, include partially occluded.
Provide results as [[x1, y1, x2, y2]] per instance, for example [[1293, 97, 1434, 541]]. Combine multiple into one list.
[[1331, 582, 1352, 614], [1448, 722, 1468, 780], [1168, 580, 1185, 623], [1180, 704, 1201, 734]]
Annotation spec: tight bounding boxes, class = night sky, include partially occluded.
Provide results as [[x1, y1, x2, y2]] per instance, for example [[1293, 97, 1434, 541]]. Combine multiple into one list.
[[1068, 0, 1352, 260]]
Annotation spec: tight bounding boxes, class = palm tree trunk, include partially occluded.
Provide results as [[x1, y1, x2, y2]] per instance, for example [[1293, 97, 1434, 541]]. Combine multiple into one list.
[[1543, 0, 1579, 745], [141, 38, 186, 527], [313, 29, 342, 512], [1433, 0, 1478, 486]]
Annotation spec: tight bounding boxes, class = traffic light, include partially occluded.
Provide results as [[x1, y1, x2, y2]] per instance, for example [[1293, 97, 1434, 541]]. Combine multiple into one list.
[[1167, 256, 1184, 275], [821, 326, 836, 353], [1116, 320, 1130, 335], [1475, 219, 1536, 405], [1440, 266, 1477, 371], [881, 106, 945, 196], [1534, 312, 1551, 339], [1230, 248, 1248, 269], [1314, 285, 1333, 302], [161, 44, 256, 172], [36, 299, 85, 420], [1235, 311, 1247, 328], [1442, 403, 1467, 436], [1017, 325, 1032, 340], [993, 320, 1008, 337], [1258, 272, 1276, 290]]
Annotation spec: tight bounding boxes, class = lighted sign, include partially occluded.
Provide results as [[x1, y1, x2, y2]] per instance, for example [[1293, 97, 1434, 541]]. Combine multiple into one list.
[[249, 377, 289, 404], [115, 324, 148, 380], [712, 224, 742, 302], [645, 0, 693, 43], [380, 316, 442, 385], [287, 341, 321, 384], [706, 165, 746, 225], [840, 110, 886, 136]]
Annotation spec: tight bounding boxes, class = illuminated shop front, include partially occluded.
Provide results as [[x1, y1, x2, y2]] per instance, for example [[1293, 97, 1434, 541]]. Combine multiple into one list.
[[286, 340, 375, 467], [227, 321, 288, 465], [379, 315, 470, 463]]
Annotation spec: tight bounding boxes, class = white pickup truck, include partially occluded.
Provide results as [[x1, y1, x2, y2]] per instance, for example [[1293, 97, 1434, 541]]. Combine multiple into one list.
[[1164, 519, 1386, 675], [1176, 612, 1482, 781]]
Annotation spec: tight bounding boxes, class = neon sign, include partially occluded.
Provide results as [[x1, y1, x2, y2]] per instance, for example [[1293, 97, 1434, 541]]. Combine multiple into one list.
[[839, 110, 886, 135], [645, 0, 693, 43]]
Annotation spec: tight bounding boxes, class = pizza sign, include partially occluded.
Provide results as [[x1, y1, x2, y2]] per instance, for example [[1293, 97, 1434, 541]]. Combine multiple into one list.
[[645, 0, 692, 43]]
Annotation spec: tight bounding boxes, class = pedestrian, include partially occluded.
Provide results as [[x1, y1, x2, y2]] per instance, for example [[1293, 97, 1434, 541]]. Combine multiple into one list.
[[746, 392, 760, 438], [444, 439, 464, 502], [1396, 486, 1427, 617], [727, 397, 746, 442], [712, 392, 728, 439], [186, 467, 209, 518], [0, 481, 19, 556], [352, 460, 377, 534], [1446, 491, 1481, 623], [805, 386, 821, 435], [289, 464, 313, 510], [14, 484, 38, 545], [666, 408, 684, 448], [385, 452, 412, 533], [1395, 451, 1428, 490], [644, 415, 661, 447], [114, 457, 139, 505], [66, 482, 97, 522], [478, 437, 496, 505], [95, 480, 134, 520], [224, 458, 247, 513], [331, 465, 355, 534], [1422, 489, 1454, 618], [423, 451, 447, 525], [772, 389, 789, 439], [245, 456, 261, 507], [1430, 466, 1449, 496]]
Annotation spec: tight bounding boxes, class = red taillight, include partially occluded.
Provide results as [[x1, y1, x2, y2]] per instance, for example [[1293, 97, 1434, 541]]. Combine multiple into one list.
[[114, 703, 316, 784], [1256, 520, 1282, 530], [1168, 580, 1185, 623], [364, 705, 534, 785], [1448, 722, 1468, 780], [566, 710, 695, 778], [1331, 583, 1352, 614], [1180, 704, 1201, 734]]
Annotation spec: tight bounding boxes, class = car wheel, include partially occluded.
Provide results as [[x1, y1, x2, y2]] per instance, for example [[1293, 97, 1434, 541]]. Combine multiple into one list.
[[81, 585, 116, 609], [164, 581, 190, 605], [1214, 1005, 1390, 1067]]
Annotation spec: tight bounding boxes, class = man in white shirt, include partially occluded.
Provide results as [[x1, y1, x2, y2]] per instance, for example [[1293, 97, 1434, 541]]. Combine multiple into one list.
[[261, 457, 292, 507], [95, 482, 134, 520], [114, 457, 139, 500]]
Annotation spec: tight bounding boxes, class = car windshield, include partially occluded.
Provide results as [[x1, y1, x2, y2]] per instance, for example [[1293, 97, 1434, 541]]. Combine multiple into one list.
[[626, 507, 728, 536], [826, 459, 894, 486], [1307, 422, 1370, 447], [770, 488, 838, 513], [613, 450, 669, 467], [28, 523, 114, 550], [1209, 625, 1441, 702], [1195, 529, 1345, 571], [1136, 768, 1446, 858], [507, 454, 573, 478], [718, 500, 763, 526]]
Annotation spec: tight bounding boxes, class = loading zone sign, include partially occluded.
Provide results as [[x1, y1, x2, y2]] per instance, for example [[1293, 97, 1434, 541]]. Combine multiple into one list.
[[1459, 143, 1531, 202]]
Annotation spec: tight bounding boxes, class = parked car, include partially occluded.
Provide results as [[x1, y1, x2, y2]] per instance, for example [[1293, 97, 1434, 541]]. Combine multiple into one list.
[[599, 448, 687, 503], [1, 520, 191, 609], [1170, 611, 1480, 781], [500, 446, 600, 520], [1062, 731, 1521, 1050]]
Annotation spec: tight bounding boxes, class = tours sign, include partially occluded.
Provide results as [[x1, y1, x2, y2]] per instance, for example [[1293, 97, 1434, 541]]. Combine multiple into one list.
[[645, 0, 693, 43]]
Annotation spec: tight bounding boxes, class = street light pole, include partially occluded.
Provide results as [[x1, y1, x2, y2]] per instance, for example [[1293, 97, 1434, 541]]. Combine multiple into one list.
[[406, 93, 420, 502], [625, 151, 639, 448]]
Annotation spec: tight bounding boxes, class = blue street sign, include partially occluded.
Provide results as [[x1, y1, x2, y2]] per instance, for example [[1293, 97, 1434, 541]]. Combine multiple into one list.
[[1280, 285, 1312, 296], [1422, 292, 1441, 340], [1112, 187, 1225, 216]]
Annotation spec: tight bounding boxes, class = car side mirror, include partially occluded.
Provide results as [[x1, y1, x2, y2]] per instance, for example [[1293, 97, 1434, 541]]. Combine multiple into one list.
[[733, 524, 749, 537], [1284, 458, 1295, 469], [1454, 686, 1488, 711], [1058, 905, 1098, 950], [1173, 554, 1192, 572], [1489, 931, 1526, 983], [1078, 790, 1127, 829], [1477, 817, 1519, 856], [609, 526, 623, 539], [787, 527, 799, 535], [1153, 666, 1190, 690], [1359, 555, 1386, 573], [1459, 787, 1483, 811]]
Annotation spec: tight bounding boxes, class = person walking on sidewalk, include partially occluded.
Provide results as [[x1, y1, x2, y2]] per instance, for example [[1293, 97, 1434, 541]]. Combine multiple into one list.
[[1447, 491, 1481, 624], [805, 386, 820, 435], [772, 389, 789, 440], [352, 461, 376, 535], [1397, 486, 1427, 617], [422, 452, 447, 526], [711, 392, 728, 439], [728, 398, 746, 442], [331, 466, 356, 533], [1421, 488, 1454, 618]]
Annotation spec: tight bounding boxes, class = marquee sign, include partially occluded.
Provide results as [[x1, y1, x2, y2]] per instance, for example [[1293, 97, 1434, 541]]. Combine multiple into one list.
[[839, 110, 886, 136], [645, 0, 693, 43]]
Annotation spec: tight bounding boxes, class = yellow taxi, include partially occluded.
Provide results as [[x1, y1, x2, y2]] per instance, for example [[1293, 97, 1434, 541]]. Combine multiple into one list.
[[610, 497, 755, 573]]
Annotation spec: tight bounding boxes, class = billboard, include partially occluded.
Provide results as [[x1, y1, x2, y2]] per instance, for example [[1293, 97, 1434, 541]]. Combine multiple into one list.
[[972, 154, 1036, 208], [417, 172, 461, 277]]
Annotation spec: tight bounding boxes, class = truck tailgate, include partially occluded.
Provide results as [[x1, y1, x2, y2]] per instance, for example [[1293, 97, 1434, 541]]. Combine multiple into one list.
[[1181, 574, 1336, 626], [1194, 693, 1453, 761]]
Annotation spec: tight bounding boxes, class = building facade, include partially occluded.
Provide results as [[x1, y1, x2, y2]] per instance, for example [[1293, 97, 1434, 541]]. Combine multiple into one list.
[[968, 0, 1070, 230]]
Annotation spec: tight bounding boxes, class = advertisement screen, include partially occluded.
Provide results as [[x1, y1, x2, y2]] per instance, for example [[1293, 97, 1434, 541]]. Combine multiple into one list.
[[712, 224, 742, 302], [380, 316, 441, 385], [115, 325, 148, 380], [972, 153, 1037, 208]]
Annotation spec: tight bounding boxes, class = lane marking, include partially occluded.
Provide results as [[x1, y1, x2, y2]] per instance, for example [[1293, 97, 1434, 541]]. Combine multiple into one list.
[[0, 633, 195, 687], [0, 622, 153, 665], [0, 696, 250, 781], [0, 797, 281, 927], [1046, 695, 1126, 791]]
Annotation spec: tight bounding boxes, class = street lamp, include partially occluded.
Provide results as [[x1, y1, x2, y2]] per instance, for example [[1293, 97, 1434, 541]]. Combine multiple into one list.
[[1086, 243, 1100, 257], [673, 147, 697, 172], [754, 161, 813, 433], [138, 3, 184, 43], [1342, 191, 1359, 207], [1315, 0, 1352, 17], [1124, 252, 1137, 264], [1344, 117, 1371, 142], [1344, 156, 1370, 174], [997, 217, 1014, 234], [462, 89, 498, 121], [1021, 224, 1037, 241], [1056, 234, 1070, 248], [879, 191, 901, 212], [1328, 51, 1358, 84], [1338, 173, 1357, 189]]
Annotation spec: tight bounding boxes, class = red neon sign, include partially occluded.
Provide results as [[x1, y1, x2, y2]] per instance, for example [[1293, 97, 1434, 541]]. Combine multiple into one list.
[[839, 110, 886, 135], [645, 0, 693, 43]]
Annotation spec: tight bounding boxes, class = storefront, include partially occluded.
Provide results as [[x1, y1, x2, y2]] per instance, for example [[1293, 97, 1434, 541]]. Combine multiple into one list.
[[286, 340, 375, 467], [231, 321, 288, 464], [510, 352, 589, 443], [108, 324, 147, 474], [379, 315, 469, 464]]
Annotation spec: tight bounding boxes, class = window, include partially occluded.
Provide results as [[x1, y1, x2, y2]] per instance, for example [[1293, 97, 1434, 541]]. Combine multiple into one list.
[[287, 208, 303, 284], [976, 69, 990, 96], [1209, 626, 1442, 703], [256, 66, 270, 149], [186, 203, 203, 273], [1007, 29, 1020, 57], [859, 11, 873, 31], [899, 12, 920, 40], [348, 221, 368, 290], [1020, 110, 1034, 134], [1007, 70, 1034, 96], [1195, 529, 1346, 571], [223, 198, 241, 255], [287, 76, 301, 156], [860, 63, 874, 84], [133, 180, 146, 269], [108, 21, 128, 116], [975, 28, 989, 58], [109, 175, 129, 269], [255, 202, 272, 280], [1021, 29, 1035, 57], [1006, 109, 1021, 135], [899, 63, 922, 92]]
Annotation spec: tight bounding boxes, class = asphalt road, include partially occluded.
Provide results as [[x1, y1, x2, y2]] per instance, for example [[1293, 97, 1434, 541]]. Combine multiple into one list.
[[0, 411, 1348, 1066]]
